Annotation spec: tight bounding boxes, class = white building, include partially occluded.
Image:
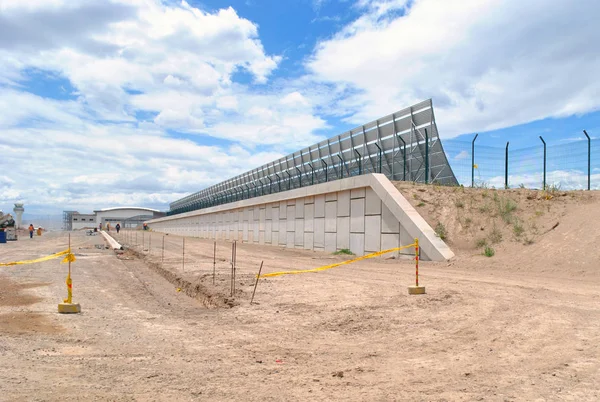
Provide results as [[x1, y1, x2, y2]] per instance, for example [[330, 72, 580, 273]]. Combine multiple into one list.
[[66, 207, 163, 230]]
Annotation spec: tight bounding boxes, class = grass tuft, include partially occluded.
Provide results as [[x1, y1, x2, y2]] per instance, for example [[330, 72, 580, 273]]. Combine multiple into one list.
[[435, 222, 447, 240], [333, 248, 354, 255], [513, 219, 525, 237], [484, 246, 495, 257], [489, 225, 503, 244]]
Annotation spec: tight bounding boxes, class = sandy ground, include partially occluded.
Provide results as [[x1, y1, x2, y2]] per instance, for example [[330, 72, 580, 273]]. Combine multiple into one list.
[[0, 220, 599, 401]]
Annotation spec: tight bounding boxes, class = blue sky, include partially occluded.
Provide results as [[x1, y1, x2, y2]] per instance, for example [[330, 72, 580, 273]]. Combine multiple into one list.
[[1, 0, 600, 224]]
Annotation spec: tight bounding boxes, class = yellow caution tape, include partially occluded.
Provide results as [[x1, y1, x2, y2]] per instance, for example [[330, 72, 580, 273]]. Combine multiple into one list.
[[61, 252, 76, 264], [0, 249, 70, 267], [259, 243, 417, 278]]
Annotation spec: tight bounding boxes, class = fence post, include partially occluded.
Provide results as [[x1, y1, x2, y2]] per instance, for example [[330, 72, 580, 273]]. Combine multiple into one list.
[[308, 163, 314, 185], [296, 167, 302, 187], [539, 136, 546, 190], [321, 159, 328, 182], [471, 133, 478, 187], [584, 130, 591, 190], [424, 128, 429, 184], [374, 143, 382, 174], [505, 142, 510, 189], [354, 149, 362, 175], [337, 154, 344, 179], [398, 136, 407, 181]]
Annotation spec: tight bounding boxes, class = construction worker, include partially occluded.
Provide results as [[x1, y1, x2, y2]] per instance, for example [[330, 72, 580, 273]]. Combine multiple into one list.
[[106, 222, 110, 232], [115, 223, 121, 234], [28, 224, 34, 239]]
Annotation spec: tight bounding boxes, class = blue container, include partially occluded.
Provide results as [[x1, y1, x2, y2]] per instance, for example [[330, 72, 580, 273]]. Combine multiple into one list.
[[0, 231, 6, 244]]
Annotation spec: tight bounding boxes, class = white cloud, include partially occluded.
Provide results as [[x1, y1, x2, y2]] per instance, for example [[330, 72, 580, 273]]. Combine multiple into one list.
[[307, 0, 600, 138], [281, 91, 310, 107], [0, 0, 324, 214], [454, 150, 469, 161]]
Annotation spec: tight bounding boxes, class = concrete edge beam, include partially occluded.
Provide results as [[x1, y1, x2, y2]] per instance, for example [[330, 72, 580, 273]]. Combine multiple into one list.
[[101, 231, 123, 250]]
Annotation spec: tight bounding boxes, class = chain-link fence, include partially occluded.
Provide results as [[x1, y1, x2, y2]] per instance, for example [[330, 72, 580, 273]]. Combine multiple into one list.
[[444, 132, 597, 190]]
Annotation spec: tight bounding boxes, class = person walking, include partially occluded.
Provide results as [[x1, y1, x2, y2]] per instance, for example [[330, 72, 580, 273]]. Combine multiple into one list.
[[115, 223, 121, 234], [28, 224, 34, 239], [106, 223, 110, 232]]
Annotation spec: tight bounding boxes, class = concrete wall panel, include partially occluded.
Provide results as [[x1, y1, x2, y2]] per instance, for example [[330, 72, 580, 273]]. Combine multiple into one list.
[[325, 201, 337, 233], [337, 191, 350, 217], [350, 233, 365, 255], [314, 195, 325, 218], [364, 215, 381, 252], [325, 232, 337, 252], [314, 218, 325, 248], [350, 198, 365, 233], [336, 217, 350, 250]]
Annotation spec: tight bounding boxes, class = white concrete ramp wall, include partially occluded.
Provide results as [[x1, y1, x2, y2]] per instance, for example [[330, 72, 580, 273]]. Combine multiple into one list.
[[146, 174, 454, 261]]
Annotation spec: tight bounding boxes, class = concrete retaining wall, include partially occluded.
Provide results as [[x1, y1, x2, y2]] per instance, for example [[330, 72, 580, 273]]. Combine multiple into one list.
[[146, 174, 454, 261]]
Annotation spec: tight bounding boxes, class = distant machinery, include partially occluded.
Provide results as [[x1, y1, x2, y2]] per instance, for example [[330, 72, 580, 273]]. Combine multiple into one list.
[[0, 210, 15, 228]]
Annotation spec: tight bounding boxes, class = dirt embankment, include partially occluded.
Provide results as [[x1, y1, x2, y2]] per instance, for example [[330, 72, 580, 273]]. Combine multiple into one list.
[[394, 182, 600, 275]]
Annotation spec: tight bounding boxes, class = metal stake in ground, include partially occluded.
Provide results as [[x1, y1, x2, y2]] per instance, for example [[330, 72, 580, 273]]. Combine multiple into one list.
[[213, 241, 216, 285], [233, 240, 237, 295], [250, 261, 264, 305], [408, 238, 426, 295], [182, 237, 185, 272], [230, 241, 234, 296]]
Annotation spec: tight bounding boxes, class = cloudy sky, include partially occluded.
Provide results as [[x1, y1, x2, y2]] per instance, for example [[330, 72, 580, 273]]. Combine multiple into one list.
[[1, 0, 599, 221]]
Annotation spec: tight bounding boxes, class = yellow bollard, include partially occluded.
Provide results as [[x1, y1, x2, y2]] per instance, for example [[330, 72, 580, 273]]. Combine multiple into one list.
[[58, 234, 81, 313], [408, 238, 426, 295]]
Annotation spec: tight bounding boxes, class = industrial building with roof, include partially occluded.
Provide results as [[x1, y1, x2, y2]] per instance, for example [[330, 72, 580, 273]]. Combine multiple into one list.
[[63, 207, 164, 230]]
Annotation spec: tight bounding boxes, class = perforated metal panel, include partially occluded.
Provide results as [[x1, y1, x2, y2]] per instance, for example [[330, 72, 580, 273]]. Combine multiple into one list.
[[169, 99, 458, 215]]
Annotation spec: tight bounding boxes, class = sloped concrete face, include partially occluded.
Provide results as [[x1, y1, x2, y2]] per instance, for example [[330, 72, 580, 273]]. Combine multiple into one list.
[[147, 174, 454, 261]]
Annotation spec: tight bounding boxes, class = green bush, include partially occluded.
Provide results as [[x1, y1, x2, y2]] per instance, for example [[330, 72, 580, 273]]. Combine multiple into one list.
[[435, 222, 447, 240], [484, 246, 495, 257], [333, 248, 354, 255]]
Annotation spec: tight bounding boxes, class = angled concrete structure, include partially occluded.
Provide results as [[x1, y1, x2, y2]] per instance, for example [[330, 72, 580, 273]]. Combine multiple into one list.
[[147, 174, 454, 261]]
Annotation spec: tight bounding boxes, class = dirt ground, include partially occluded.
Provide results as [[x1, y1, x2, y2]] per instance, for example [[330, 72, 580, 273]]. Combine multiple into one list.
[[1, 200, 599, 401]]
